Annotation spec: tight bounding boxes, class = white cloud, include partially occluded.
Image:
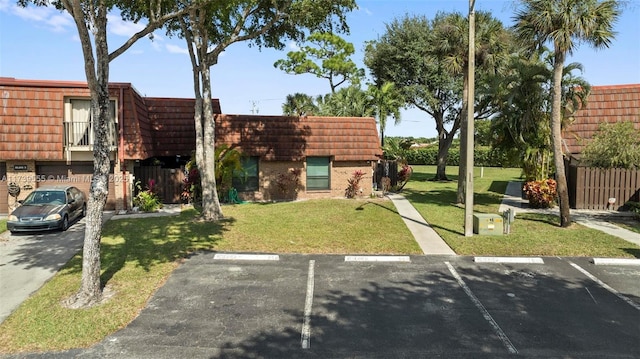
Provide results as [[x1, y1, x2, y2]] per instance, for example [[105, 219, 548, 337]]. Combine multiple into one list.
[[107, 14, 146, 37], [3, 1, 73, 32], [166, 44, 188, 55]]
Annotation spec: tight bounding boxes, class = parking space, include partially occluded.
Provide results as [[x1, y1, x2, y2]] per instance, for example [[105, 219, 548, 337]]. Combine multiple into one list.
[[454, 257, 640, 357], [86, 253, 639, 359]]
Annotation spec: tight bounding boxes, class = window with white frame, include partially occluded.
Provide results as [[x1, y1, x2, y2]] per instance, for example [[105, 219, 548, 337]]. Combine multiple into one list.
[[64, 99, 117, 148]]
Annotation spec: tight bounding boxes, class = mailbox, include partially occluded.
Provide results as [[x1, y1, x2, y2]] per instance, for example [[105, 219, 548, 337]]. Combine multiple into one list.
[[473, 213, 503, 235]]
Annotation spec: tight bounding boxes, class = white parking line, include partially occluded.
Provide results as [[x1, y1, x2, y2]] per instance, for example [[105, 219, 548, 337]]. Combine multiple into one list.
[[568, 261, 640, 311], [213, 253, 280, 261], [592, 258, 640, 266], [344, 256, 411, 262], [301, 260, 315, 349], [445, 262, 518, 354], [474, 257, 544, 264]]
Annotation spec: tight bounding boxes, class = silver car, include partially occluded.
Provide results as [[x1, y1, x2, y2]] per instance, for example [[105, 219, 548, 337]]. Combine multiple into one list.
[[7, 186, 87, 233]]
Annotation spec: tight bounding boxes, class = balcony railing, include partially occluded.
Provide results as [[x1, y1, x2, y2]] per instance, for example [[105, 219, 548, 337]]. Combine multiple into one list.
[[64, 120, 118, 150]]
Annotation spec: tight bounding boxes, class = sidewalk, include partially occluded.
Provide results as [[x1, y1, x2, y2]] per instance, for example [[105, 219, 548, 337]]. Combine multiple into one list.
[[387, 193, 456, 255], [499, 181, 639, 247]]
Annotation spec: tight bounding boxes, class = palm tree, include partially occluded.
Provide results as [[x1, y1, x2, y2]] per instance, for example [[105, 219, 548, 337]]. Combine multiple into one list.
[[514, 0, 620, 227], [367, 82, 403, 146], [282, 93, 317, 116], [491, 49, 590, 181], [430, 11, 512, 203]]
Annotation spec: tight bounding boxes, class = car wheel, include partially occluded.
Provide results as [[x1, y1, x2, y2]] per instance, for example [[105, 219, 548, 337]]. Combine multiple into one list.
[[81, 204, 87, 218], [61, 215, 69, 231]]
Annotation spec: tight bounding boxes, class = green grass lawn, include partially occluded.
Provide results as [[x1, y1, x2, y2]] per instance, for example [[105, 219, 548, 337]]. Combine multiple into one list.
[[0, 219, 6, 234], [1, 166, 639, 353], [403, 166, 640, 258]]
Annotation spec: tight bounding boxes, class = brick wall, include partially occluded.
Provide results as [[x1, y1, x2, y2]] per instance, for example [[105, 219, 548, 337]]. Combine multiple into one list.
[[237, 160, 375, 202]]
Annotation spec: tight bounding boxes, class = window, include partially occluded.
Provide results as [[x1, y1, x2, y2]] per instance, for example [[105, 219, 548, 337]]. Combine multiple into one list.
[[306, 157, 330, 190], [64, 99, 117, 148], [232, 157, 259, 192]]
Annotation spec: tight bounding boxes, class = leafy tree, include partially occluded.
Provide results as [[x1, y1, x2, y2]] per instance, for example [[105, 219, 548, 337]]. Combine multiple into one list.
[[426, 11, 512, 202], [365, 15, 460, 180], [581, 121, 640, 169], [514, 0, 620, 227], [167, 0, 356, 221], [365, 13, 511, 181], [17, 0, 203, 308], [282, 93, 317, 116], [274, 32, 363, 93]]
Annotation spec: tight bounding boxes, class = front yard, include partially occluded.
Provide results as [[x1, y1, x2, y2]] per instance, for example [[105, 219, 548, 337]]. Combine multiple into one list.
[[1, 166, 638, 353]]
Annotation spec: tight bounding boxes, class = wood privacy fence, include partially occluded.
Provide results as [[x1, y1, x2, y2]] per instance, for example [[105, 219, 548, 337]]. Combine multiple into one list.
[[567, 164, 640, 210], [134, 166, 186, 204]]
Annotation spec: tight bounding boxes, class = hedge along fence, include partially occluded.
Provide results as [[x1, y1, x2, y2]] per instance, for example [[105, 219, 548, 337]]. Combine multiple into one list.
[[404, 145, 509, 167]]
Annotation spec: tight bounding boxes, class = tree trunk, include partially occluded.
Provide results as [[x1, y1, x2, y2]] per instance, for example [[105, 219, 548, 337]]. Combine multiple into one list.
[[65, 2, 110, 308], [200, 65, 223, 220], [551, 51, 571, 227], [435, 130, 455, 181], [457, 70, 469, 203]]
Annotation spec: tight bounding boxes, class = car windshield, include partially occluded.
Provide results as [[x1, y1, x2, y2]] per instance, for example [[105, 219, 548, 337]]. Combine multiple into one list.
[[22, 191, 66, 205]]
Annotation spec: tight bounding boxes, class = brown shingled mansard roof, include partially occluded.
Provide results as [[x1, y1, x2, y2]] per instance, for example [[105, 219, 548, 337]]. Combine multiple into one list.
[[0, 77, 380, 162], [215, 114, 381, 162], [564, 84, 640, 156]]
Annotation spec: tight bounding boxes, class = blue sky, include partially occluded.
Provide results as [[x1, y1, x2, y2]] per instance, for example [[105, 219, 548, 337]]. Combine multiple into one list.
[[1, 0, 639, 139]]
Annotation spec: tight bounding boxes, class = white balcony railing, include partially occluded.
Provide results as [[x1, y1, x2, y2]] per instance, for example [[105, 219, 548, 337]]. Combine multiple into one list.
[[64, 120, 118, 150]]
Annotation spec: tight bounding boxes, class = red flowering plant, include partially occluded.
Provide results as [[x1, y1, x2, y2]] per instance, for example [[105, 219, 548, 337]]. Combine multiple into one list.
[[345, 170, 366, 198], [181, 167, 201, 204], [395, 164, 413, 191], [523, 178, 557, 209]]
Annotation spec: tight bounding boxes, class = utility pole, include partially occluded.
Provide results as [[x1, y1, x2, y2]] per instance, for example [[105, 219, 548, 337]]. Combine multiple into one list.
[[464, 0, 476, 237]]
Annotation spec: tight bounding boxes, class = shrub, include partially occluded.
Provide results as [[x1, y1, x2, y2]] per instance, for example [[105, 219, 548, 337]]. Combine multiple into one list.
[[276, 169, 302, 198], [134, 179, 162, 212], [181, 167, 201, 204], [393, 164, 413, 192], [345, 170, 366, 198], [624, 201, 640, 216], [523, 179, 557, 209], [581, 121, 640, 169]]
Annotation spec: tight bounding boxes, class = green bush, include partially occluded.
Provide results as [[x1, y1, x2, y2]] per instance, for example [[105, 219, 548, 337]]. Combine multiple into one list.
[[405, 145, 507, 167], [134, 180, 162, 212]]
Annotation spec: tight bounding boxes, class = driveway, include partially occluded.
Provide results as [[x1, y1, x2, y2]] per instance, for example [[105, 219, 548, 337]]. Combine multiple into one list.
[[32, 253, 637, 359], [0, 217, 87, 323]]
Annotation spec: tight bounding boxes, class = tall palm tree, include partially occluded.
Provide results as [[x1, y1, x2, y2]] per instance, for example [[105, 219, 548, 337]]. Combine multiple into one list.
[[514, 0, 620, 227], [367, 82, 403, 146]]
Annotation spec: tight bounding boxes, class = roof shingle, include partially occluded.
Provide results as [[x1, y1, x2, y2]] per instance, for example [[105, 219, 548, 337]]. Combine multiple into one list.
[[564, 84, 640, 155]]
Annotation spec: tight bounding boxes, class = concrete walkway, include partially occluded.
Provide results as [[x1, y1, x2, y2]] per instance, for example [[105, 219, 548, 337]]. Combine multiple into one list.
[[499, 181, 639, 247], [387, 193, 456, 255]]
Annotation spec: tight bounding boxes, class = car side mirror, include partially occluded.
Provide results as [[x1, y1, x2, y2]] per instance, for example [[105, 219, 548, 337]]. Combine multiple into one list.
[[68, 199, 76, 204]]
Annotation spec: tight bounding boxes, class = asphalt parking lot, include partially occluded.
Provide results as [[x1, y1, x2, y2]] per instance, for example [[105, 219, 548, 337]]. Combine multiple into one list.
[[45, 253, 639, 359]]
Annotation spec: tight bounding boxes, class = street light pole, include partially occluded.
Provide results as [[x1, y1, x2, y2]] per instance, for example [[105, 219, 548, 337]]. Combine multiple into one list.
[[464, 0, 476, 237]]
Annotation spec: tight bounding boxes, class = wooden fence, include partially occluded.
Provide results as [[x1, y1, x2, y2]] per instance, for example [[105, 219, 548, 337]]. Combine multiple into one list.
[[134, 166, 186, 204], [567, 164, 640, 210]]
